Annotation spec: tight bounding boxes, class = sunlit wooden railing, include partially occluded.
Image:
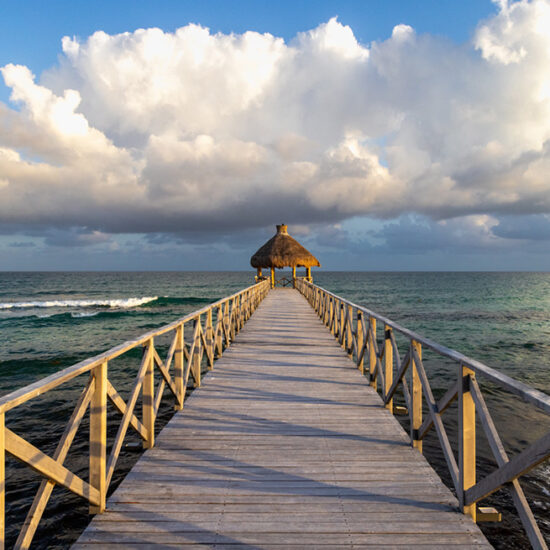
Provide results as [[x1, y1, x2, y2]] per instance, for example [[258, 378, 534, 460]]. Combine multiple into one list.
[[296, 279, 550, 550], [0, 279, 270, 549]]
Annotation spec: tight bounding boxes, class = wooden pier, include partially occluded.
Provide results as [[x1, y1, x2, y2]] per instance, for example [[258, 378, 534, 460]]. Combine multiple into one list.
[[2, 279, 550, 549], [74, 289, 490, 548]]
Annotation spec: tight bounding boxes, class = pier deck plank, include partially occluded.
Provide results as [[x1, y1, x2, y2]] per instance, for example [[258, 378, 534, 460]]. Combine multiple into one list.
[[74, 288, 491, 549]]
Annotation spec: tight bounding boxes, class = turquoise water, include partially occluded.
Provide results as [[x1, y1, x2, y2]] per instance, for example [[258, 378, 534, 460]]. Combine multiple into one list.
[[1, 271, 549, 548], [0, 272, 250, 394]]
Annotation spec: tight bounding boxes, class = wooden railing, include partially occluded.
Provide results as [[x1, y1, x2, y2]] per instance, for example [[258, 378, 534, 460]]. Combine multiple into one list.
[[296, 279, 550, 550], [0, 279, 270, 549]]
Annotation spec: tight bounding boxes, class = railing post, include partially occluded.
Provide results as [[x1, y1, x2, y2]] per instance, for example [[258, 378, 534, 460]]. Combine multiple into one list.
[[89, 361, 107, 513], [215, 306, 223, 358], [337, 300, 341, 339], [0, 411, 5, 548], [384, 326, 393, 413], [318, 289, 322, 317], [369, 317, 377, 388], [142, 339, 155, 449], [174, 324, 185, 410], [336, 300, 341, 342], [223, 301, 230, 347], [240, 294, 244, 329], [346, 305, 353, 358], [459, 365, 477, 521], [339, 302, 346, 347], [237, 295, 242, 332], [230, 299, 236, 341], [193, 319, 201, 388], [317, 290, 322, 318], [411, 340, 423, 452], [357, 311, 364, 374], [206, 309, 214, 370]]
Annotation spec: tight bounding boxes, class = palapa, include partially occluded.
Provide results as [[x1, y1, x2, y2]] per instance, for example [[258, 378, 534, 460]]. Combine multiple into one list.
[[250, 224, 321, 269]]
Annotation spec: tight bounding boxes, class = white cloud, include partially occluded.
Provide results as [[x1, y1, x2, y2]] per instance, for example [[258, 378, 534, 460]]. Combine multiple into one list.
[[296, 17, 369, 60], [1, 4, 550, 244], [391, 24, 415, 42], [475, 0, 550, 64]]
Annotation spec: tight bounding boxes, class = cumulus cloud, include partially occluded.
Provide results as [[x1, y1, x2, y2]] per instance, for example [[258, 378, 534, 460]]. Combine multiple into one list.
[[1, 3, 550, 247]]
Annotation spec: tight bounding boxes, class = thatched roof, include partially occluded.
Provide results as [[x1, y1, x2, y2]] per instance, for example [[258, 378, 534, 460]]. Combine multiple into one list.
[[250, 225, 321, 269]]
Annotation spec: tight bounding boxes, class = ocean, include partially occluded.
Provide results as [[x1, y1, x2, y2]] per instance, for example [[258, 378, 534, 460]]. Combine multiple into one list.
[[1, 271, 549, 548]]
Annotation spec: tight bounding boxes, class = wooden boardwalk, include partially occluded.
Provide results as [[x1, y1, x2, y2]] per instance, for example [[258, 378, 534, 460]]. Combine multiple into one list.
[[74, 289, 491, 549]]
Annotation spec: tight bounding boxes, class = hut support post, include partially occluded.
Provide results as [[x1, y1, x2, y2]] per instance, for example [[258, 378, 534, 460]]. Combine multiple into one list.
[[270, 268, 275, 289], [292, 266, 296, 288], [257, 268, 262, 280], [306, 267, 312, 282]]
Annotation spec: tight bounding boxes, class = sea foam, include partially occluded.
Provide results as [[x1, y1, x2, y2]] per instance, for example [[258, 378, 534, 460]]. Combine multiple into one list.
[[0, 297, 158, 309]]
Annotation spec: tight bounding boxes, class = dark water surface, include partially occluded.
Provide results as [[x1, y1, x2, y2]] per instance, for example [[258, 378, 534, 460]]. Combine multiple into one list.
[[1, 271, 549, 548]]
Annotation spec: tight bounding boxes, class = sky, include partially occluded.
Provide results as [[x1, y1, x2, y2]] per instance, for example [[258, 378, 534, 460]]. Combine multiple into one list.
[[1, 0, 550, 271]]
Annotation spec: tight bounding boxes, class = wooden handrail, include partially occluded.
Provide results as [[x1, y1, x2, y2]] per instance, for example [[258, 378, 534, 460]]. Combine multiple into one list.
[[295, 278, 550, 550], [1, 279, 270, 549], [0, 283, 269, 414], [297, 281, 550, 414]]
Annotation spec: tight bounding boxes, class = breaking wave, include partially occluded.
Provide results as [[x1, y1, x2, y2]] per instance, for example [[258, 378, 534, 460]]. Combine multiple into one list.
[[0, 297, 158, 310]]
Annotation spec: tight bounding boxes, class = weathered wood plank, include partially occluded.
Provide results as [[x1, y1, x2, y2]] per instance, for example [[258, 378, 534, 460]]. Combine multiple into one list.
[[83, 519, 483, 534]]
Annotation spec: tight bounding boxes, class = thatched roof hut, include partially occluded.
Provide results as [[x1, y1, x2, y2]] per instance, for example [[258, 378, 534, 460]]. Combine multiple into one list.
[[251, 224, 320, 287], [251, 224, 320, 268]]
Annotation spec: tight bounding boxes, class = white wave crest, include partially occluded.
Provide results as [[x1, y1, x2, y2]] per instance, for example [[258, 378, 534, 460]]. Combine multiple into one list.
[[0, 297, 158, 310]]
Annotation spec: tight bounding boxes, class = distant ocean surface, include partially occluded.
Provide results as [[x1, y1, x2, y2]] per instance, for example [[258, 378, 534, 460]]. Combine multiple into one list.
[[1, 271, 549, 548]]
